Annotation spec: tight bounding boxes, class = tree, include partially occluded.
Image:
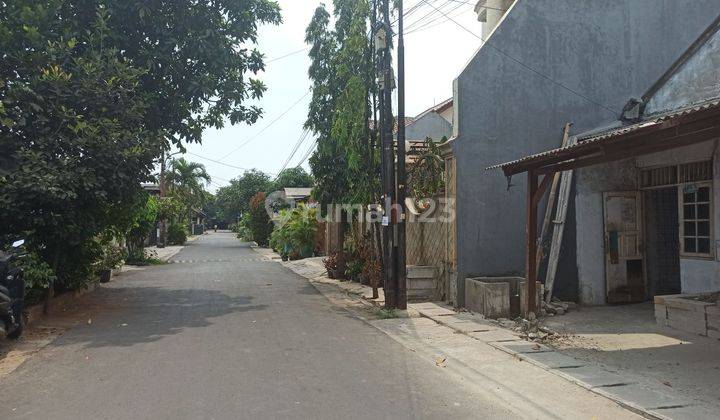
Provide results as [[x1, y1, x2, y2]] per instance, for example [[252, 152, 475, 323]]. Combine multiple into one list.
[[214, 169, 272, 225], [247, 192, 273, 247], [0, 1, 281, 285], [270, 167, 314, 192], [166, 158, 211, 227], [305, 1, 378, 208]]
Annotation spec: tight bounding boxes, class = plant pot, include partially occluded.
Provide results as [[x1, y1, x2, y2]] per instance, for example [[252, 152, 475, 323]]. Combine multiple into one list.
[[100, 269, 112, 283]]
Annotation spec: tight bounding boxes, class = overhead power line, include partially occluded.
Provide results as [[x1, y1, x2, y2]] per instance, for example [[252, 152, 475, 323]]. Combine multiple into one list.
[[418, 0, 619, 115], [187, 152, 249, 171], [217, 88, 312, 161], [265, 47, 309, 63]]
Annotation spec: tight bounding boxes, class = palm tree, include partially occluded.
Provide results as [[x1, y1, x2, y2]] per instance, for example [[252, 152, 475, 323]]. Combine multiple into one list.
[[166, 158, 211, 230]]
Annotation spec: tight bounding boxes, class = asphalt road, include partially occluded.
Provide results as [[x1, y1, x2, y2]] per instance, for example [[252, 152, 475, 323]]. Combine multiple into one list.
[[0, 232, 516, 420]]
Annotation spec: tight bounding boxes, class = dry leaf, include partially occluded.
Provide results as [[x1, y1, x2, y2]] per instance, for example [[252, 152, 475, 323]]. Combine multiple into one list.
[[87, 319, 92, 325], [435, 356, 447, 366]]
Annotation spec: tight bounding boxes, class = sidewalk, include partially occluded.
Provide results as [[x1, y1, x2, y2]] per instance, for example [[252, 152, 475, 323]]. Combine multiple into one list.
[[277, 255, 659, 420], [144, 234, 201, 262]]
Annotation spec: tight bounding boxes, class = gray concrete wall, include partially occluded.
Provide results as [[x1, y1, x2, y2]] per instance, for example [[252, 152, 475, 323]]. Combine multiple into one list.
[[406, 111, 452, 141], [646, 29, 720, 115], [453, 0, 720, 299]]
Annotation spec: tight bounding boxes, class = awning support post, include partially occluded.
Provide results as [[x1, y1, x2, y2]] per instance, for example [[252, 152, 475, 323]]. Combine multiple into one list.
[[525, 170, 538, 319]]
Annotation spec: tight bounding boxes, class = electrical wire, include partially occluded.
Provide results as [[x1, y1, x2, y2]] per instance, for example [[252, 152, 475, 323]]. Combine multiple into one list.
[[217, 88, 312, 161], [265, 47, 309, 63]]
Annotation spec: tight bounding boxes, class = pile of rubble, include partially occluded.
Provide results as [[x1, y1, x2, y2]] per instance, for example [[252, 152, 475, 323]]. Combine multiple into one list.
[[541, 297, 576, 316], [512, 317, 558, 342]]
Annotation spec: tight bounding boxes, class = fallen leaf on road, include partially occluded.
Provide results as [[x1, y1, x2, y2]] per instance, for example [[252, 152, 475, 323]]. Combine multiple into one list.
[[435, 356, 446, 367], [121, 323, 128, 327], [87, 319, 92, 325], [662, 381, 672, 387], [266, 283, 272, 286]]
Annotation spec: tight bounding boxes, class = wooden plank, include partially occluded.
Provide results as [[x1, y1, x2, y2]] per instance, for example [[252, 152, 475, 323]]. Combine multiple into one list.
[[544, 135, 577, 304], [525, 170, 538, 318], [536, 123, 572, 273]]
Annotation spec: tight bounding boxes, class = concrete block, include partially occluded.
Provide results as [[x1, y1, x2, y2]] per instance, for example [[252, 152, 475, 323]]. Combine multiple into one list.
[[520, 351, 585, 369], [593, 383, 692, 410], [666, 307, 707, 336], [465, 278, 510, 318], [407, 278, 434, 290], [556, 366, 629, 388], [654, 303, 668, 326], [468, 329, 520, 342], [660, 294, 714, 312], [407, 265, 438, 279], [469, 276, 523, 317], [495, 341, 552, 354]]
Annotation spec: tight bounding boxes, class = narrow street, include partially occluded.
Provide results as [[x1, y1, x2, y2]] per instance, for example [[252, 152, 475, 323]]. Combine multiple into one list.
[[0, 232, 517, 419]]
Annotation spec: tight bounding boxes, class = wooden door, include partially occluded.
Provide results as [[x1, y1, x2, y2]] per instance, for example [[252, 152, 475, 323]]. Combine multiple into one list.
[[603, 191, 645, 303]]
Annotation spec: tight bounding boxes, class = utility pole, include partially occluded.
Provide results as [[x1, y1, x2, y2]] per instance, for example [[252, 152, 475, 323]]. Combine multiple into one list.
[[379, 0, 397, 309], [396, 0, 408, 310], [158, 149, 167, 248]]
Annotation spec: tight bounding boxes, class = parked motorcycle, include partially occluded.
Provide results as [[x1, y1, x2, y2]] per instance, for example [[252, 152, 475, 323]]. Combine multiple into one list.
[[0, 239, 27, 339]]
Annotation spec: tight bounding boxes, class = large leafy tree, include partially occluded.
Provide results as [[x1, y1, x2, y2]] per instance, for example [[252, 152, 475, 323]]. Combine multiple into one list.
[[0, 1, 281, 283], [214, 169, 272, 225], [270, 167, 314, 192], [305, 1, 378, 208]]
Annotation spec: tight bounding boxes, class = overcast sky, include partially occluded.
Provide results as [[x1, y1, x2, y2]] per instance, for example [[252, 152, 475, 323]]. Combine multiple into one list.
[[183, 0, 483, 191]]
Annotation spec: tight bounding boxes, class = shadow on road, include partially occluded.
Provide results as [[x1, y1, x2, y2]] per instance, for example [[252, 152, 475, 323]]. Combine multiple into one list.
[[45, 285, 268, 349]]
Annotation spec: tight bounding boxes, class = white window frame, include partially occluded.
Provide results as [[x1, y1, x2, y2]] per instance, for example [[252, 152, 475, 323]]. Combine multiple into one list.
[[679, 181, 714, 259]]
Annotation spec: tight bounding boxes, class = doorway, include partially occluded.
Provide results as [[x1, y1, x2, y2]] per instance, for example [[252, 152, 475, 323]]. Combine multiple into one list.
[[603, 192, 645, 303], [644, 187, 681, 297]]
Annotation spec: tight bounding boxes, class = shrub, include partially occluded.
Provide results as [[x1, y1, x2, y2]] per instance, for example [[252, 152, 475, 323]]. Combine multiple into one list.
[[18, 252, 56, 306], [168, 223, 188, 245], [345, 258, 363, 281], [269, 205, 318, 258], [323, 251, 347, 279], [248, 192, 273, 246]]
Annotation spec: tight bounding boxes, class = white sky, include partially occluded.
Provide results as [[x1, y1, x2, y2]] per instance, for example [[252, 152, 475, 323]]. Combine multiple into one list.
[[183, 0, 483, 191]]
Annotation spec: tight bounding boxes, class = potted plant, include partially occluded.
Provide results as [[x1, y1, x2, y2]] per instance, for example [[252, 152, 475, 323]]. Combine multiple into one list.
[[323, 252, 347, 279], [96, 242, 125, 283]]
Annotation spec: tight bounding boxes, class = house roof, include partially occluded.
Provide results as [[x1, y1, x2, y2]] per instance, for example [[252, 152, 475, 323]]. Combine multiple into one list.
[[406, 98, 453, 128], [284, 187, 313, 200], [487, 98, 720, 176]]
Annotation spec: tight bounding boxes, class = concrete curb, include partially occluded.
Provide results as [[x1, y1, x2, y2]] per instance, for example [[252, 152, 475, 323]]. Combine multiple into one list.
[[412, 306, 714, 420]]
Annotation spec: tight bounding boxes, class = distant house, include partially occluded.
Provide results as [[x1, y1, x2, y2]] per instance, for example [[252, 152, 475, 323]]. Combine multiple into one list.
[[283, 187, 314, 205], [449, 0, 720, 307]]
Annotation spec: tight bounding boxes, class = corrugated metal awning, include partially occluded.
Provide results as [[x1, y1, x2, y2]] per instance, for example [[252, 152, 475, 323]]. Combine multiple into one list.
[[487, 99, 720, 176]]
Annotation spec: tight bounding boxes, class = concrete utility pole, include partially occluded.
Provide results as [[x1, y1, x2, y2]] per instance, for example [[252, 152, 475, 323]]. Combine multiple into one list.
[[158, 150, 167, 248], [379, 0, 397, 309], [396, 0, 407, 310]]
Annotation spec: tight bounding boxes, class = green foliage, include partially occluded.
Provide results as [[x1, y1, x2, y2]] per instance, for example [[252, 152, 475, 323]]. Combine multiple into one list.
[[408, 138, 446, 199], [167, 158, 211, 227], [270, 205, 318, 259], [305, 1, 378, 208], [0, 1, 280, 290], [247, 192, 273, 247], [125, 194, 159, 262], [18, 252, 56, 306], [345, 258, 363, 280], [167, 223, 187, 246], [269, 167, 314, 193], [215, 169, 272, 225]]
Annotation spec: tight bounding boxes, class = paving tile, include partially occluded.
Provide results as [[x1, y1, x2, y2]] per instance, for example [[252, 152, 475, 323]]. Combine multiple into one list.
[[519, 351, 586, 369], [593, 384, 692, 410], [649, 404, 718, 420], [418, 306, 458, 317], [495, 341, 552, 354], [435, 318, 494, 333], [467, 329, 521, 343], [554, 366, 629, 388]]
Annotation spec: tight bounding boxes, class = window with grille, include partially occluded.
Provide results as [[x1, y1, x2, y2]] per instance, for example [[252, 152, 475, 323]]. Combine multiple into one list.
[[640, 161, 712, 189], [680, 183, 713, 257]]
